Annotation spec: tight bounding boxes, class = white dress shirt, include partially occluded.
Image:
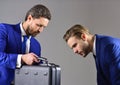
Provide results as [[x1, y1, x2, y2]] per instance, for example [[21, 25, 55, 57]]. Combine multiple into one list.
[[93, 35, 96, 56], [16, 23, 31, 68]]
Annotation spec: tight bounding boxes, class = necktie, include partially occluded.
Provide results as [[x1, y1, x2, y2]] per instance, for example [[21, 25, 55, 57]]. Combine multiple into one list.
[[93, 54, 96, 60], [22, 36, 28, 54]]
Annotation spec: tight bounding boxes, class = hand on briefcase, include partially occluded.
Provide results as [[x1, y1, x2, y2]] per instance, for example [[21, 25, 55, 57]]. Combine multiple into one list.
[[14, 57, 61, 85]]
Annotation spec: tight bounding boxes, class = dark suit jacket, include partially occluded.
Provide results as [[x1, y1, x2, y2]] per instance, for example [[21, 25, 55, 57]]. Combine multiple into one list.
[[0, 23, 41, 85], [95, 34, 120, 85]]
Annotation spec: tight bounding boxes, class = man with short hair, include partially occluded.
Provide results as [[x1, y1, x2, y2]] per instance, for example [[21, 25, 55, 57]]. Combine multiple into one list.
[[63, 24, 120, 85], [0, 4, 51, 85]]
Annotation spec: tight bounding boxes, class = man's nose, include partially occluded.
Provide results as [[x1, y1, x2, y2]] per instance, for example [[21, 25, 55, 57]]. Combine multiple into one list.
[[39, 27, 44, 32], [73, 48, 78, 53]]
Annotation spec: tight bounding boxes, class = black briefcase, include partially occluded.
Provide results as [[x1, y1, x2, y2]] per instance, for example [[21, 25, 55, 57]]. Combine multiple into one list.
[[14, 57, 61, 85]]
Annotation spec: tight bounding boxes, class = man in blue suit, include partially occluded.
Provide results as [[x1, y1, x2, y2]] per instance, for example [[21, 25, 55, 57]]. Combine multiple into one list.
[[0, 4, 51, 85], [63, 24, 120, 85]]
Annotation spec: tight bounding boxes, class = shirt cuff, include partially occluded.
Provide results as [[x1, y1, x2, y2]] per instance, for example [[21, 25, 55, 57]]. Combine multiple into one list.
[[16, 54, 22, 68]]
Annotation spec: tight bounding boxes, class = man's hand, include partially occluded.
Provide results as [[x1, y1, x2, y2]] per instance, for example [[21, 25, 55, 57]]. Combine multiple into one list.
[[21, 53, 40, 65]]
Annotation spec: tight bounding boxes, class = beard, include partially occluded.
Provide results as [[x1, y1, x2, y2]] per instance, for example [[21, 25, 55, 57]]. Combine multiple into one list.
[[82, 43, 91, 58], [82, 51, 89, 58], [25, 26, 39, 37], [25, 27, 31, 36]]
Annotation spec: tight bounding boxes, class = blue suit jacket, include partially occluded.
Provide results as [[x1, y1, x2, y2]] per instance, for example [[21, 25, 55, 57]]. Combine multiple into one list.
[[95, 34, 120, 85], [0, 23, 41, 85]]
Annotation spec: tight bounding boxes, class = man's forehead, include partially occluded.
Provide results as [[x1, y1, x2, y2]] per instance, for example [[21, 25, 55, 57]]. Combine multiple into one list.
[[67, 36, 77, 47]]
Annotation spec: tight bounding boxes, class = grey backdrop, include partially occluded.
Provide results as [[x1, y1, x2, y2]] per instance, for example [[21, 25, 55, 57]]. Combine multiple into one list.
[[1, 0, 120, 85]]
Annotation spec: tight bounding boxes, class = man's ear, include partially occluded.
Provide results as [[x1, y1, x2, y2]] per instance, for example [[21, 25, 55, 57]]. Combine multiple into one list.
[[27, 15, 33, 21], [81, 33, 86, 41]]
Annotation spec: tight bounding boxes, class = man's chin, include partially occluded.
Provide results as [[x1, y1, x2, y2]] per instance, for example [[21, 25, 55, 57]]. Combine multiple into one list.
[[31, 34, 37, 37], [81, 54, 88, 58], [83, 53, 90, 58], [78, 54, 86, 58], [83, 55, 87, 58]]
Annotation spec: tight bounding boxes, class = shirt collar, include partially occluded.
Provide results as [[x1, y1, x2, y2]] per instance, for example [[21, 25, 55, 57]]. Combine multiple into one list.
[[20, 22, 26, 36], [93, 35, 96, 56], [20, 23, 31, 39]]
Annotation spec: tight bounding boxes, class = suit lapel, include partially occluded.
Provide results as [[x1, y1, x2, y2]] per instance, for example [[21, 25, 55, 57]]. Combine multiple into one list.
[[13, 23, 22, 53]]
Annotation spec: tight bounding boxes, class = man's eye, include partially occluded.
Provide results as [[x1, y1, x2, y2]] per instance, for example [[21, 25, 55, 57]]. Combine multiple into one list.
[[36, 24, 41, 27], [36, 24, 45, 28], [72, 43, 77, 48], [39, 25, 43, 27]]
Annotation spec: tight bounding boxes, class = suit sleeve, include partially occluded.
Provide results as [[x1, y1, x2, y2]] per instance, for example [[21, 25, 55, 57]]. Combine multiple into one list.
[[106, 44, 120, 85], [0, 24, 18, 69]]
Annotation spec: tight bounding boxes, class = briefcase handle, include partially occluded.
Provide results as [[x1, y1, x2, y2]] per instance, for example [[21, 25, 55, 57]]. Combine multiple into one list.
[[37, 57, 47, 61], [37, 57, 56, 66], [37, 57, 49, 65]]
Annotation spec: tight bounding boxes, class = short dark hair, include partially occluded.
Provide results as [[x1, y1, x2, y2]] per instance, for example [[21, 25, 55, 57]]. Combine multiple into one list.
[[63, 24, 89, 42], [25, 4, 51, 21]]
